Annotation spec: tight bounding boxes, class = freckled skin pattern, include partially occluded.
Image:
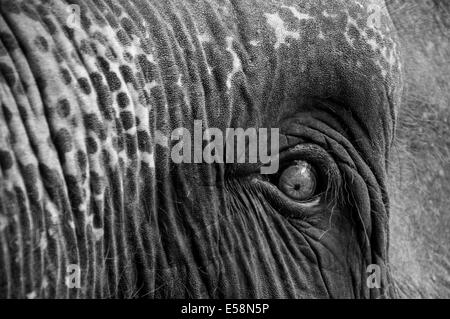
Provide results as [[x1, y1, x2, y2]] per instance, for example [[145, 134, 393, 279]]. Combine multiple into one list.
[[0, 0, 402, 298]]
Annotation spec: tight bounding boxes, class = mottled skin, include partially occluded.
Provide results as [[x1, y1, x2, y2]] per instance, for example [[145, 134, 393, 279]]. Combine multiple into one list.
[[0, 0, 404, 298]]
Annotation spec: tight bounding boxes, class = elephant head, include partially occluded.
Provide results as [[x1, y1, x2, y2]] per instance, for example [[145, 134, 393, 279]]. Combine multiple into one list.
[[0, 0, 445, 299]]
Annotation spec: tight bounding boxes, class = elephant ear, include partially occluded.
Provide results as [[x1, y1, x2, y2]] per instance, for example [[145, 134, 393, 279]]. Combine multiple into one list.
[[386, 1, 450, 298]]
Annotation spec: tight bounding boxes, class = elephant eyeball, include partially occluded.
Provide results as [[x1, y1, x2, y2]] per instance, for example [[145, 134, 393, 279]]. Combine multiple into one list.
[[278, 160, 317, 201]]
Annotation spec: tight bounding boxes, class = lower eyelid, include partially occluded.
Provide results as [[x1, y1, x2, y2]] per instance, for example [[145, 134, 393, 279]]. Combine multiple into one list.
[[251, 177, 325, 219], [297, 197, 321, 208]]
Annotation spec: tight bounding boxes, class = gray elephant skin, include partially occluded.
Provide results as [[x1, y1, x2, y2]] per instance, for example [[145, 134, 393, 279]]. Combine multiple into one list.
[[0, 0, 448, 298]]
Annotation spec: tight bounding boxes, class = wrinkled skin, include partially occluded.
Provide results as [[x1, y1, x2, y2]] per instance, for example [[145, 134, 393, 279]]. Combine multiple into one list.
[[0, 0, 446, 298]]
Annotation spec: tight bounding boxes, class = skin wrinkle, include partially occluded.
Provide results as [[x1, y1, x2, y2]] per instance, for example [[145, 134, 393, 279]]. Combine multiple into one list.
[[237, 185, 284, 298], [301, 200, 361, 288], [245, 186, 300, 297], [40, 2, 108, 297], [229, 177, 356, 297], [0, 55, 45, 298], [224, 181, 301, 297]]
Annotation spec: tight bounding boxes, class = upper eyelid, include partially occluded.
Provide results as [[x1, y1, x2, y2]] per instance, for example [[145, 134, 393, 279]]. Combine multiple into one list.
[[277, 144, 339, 174], [252, 176, 326, 219]]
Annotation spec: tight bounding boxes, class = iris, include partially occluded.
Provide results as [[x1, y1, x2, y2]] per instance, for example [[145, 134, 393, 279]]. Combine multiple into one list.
[[278, 160, 317, 201]]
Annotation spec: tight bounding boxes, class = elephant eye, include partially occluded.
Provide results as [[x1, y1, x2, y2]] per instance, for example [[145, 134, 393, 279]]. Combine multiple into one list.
[[278, 160, 317, 201]]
